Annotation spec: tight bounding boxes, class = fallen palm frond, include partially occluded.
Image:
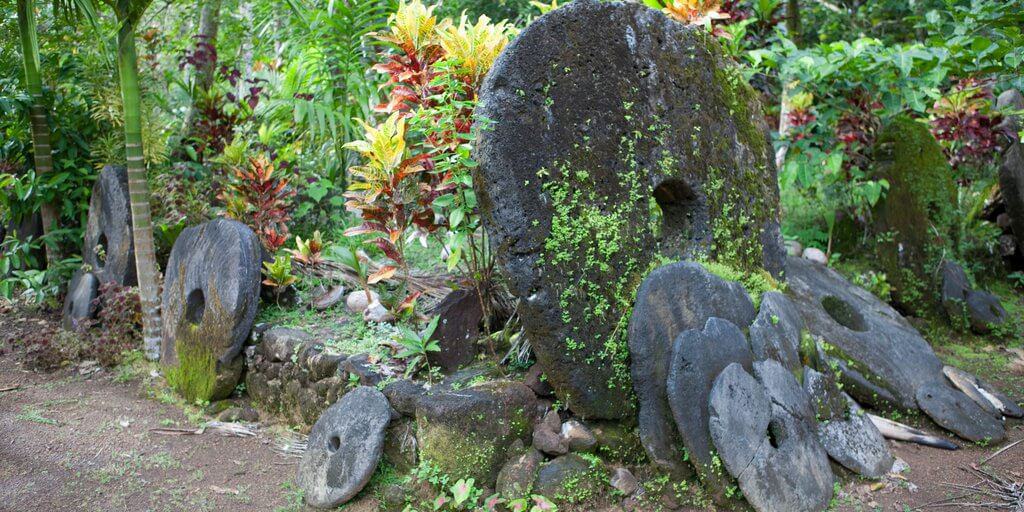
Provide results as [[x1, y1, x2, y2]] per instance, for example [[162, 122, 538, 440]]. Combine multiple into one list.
[[293, 258, 452, 301], [868, 414, 959, 450], [149, 421, 258, 437], [273, 430, 309, 459], [920, 465, 1023, 510]]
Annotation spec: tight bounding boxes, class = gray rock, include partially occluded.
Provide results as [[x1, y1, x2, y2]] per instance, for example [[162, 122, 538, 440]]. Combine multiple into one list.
[[533, 454, 601, 502], [786, 256, 1002, 442], [534, 422, 568, 456], [496, 448, 543, 499], [996, 89, 1023, 141], [342, 354, 384, 387], [999, 140, 1024, 253], [524, 364, 554, 397], [629, 262, 756, 474], [610, 467, 638, 496], [260, 327, 311, 362], [666, 317, 755, 493], [939, 260, 971, 322], [427, 288, 483, 372], [216, 405, 259, 423], [383, 418, 418, 474], [785, 240, 803, 257], [803, 367, 893, 478], [709, 363, 834, 512], [83, 165, 136, 285], [161, 218, 262, 400], [415, 381, 536, 484], [561, 419, 597, 452], [476, 0, 782, 419], [307, 352, 345, 381], [802, 247, 828, 264], [749, 292, 805, 371], [382, 379, 426, 417], [916, 382, 1005, 443], [297, 386, 391, 508], [965, 290, 1007, 334], [62, 270, 99, 330]]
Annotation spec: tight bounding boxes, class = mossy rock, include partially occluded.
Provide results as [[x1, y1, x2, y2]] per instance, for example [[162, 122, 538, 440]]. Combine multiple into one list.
[[161, 218, 263, 402], [415, 381, 536, 485], [475, 0, 783, 419], [870, 116, 956, 313]]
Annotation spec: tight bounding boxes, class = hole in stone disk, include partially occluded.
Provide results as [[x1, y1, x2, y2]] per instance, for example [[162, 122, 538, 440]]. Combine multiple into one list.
[[328, 435, 341, 453], [767, 419, 787, 449], [820, 296, 868, 332], [184, 289, 206, 325], [651, 178, 698, 255], [95, 233, 108, 268]]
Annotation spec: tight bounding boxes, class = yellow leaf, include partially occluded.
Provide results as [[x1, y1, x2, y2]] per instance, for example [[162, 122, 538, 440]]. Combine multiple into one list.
[[368, 266, 398, 284]]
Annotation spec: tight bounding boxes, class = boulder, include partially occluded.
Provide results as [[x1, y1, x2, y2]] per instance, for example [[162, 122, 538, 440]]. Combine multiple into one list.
[[382, 379, 426, 417], [533, 454, 603, 504], [999, 143, 1024, 255], [61, 270, 99, 330], [476, 0, 782, 419], [161, 218, 262, 401], [748, 291, 804, 372], [524, 364, 554, 397], [964, 290, 1007, 334], [666, 317, 755, 494], [786, 257, 1004, 441], [803, 367, 893, 478], [415, 381, 535, 485], [297, 386, 391, 508], [496, 447, 544, 499], [996, 89, 1023, 142], [628, 262, 756, 474], [83, 165, 136, 286], [610, 467, 638, 496], [939, 260, 1008, 333], [260, 327, 312, 362], [561, 419, 597, 452], [869, 116, 956, 311], [709, 363, 834, 512], [383, 418, 418, 473], [939, 260, 972, 323], [427, 288, 484, 372]]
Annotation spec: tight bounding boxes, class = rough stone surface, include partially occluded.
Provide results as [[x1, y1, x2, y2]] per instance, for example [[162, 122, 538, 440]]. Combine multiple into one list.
[[940, 260, 972, 321], [999, 142, 1024, 255], [161, 218, 263, 400], [83, 165, 136, 286], [709, 363, 834, 512], [666, 317, 755, 493], [629, 262, 756, 474], [943, 366, 1024, 418], [415, 381, 535, 485], [382, 379, 426, 417], [342, 354, 384, 387], [476, 0, 782, 419], [382, 418, 418, 473], [965, 290, 1008, 334], [749, 291, 804, 371], [870, 116, 956, 310], [496, 448, 544, 499], [533, 454, 601, 503], [916, 382, 1005, 443], [62, 270, 99, 330], [427, 288, 483, 372], [261, 327, 313, 362], [610, 467, 639, 496], [524, 364, 554, 397], [297, 386, 391, 509], [801, 247, 827, 264], [561, 419, 597, 452], [803, 367, 893, 478], [997, 89, 1023, 142]]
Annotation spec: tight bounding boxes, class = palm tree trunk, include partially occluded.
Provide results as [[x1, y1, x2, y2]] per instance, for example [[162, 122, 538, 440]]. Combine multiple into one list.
[[786, 0, 802, 46], [116, 14, 162, 360], [182, 0, 222, 135], [17, 0, 59, 268]]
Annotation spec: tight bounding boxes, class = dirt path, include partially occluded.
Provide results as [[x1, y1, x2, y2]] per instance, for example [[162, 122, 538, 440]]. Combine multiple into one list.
[[0, 353, 302, 512]]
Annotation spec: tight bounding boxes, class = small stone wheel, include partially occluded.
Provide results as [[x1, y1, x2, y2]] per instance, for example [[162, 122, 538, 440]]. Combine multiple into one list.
[[84, 165, 135, 285]]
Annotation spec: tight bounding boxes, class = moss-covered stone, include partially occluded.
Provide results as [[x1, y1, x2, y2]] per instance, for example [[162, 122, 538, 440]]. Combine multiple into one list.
[[870, 116, 957, 313], [414, 381, 536, 485]]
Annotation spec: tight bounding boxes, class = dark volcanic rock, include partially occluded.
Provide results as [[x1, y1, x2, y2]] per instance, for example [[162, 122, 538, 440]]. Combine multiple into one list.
[[427, 288, 483, 372], [261, 327, 312, 362], [803, 367, 893, 478], [297, 386, 391, 509], [496, 447, 544, 499], [161, 218, 262, 400], [787, 257, 1001, 441], [62, 270, 99, 330], [533, 454, 602, 503], [749, 291, 804, 371], [83, 165, 136, 285], [997, 89, 1023, 139], [916, 382, 1005, 443], [940, 260, 1007, 334], [629, 262, 756, 474], [1000, 141, 1024, 254], [666, 317, 755, 493], [415, 381, 535, 485], [940, 260, 972, 320], [965, 290, 1007, 334], [709, 363, 833, 512], [476, 0, 782, 419], [382, 379, 426, 417]]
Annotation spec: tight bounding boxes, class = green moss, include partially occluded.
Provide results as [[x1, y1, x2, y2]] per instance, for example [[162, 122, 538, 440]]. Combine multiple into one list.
[[870, 116, 957, 313], [697, 259, 781, 308], [164, 341, 217, 404]]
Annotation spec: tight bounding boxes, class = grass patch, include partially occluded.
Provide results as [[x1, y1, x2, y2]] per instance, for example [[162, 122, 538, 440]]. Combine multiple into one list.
[[16, 405, 58, 425], [164, 342, 217, 404]]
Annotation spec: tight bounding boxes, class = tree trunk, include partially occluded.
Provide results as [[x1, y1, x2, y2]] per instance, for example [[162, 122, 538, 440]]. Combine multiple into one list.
[[116, 13, 163, 361], [182, 0, 222, 135], [786, 0, 802, 46], [17, 0, 59, 268]]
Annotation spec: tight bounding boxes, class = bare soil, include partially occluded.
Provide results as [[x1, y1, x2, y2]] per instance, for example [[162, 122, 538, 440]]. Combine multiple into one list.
[[1, 305, 1021, 512]]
